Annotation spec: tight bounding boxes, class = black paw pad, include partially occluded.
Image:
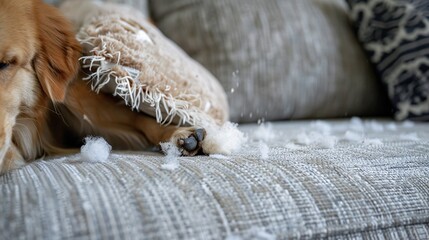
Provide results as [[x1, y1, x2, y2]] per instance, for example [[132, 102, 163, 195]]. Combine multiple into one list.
[[181, 136, 198, 151], [194, 128, 206, 142], [177, 128, 207, 156]]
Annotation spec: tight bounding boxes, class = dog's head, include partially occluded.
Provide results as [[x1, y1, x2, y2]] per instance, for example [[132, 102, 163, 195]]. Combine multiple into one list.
[[0, 0, 81, 170]]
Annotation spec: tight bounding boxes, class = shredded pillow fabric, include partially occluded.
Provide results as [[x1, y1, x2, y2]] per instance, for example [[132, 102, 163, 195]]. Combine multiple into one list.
[[347, 0, 429, 121], [60, 0, 229, 126]]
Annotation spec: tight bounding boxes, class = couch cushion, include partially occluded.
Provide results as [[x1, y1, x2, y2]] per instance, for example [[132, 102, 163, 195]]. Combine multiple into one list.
[[1, 119, 428, 239], [346, 0, 429, 121], [60, 0, 228, 126], [149, 0, 390, 123]]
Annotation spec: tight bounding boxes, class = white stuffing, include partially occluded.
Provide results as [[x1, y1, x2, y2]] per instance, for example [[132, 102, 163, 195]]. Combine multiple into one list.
[[318, 135, 338, 149], [160, 142, 181, 171], [253, 123, 275, 141], [350, 117, 365, 132], [295, 131, 337, 149], [351, 117, 363, 125], [311, 120, 332, 134], [80, 136, 112, 163], [210, 154, 230, 160], [366, 120, 384, 132], [386, 123, 397, 131], [295, 132, 311, 145], [343, 131, 364, 142], [202, 122, 246, 155], [160, 163, 180, 172], [363, 138, 383, 146], [259, 142, 269, 160], [399, 133, 420, 141]]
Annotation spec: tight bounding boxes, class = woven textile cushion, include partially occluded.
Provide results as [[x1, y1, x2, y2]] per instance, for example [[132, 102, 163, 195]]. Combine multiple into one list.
[[59, 0, 229, 126], [347, 0, 429, 121], [1, 119, 429, 239], [149, 0, 389, 123]]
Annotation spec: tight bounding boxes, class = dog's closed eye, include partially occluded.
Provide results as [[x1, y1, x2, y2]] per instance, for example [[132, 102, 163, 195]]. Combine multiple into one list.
[[0, 62, 9, 70]]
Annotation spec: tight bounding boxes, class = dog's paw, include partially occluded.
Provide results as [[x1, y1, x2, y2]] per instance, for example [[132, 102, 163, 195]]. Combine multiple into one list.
[[171, 128, 206, 156]]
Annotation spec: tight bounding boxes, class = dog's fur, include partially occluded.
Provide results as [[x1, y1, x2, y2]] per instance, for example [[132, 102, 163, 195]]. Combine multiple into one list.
[[0, 0, 216, 174]]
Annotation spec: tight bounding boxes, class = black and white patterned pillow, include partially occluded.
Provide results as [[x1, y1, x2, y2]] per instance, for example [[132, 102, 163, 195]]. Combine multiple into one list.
[[346, 0, 429, 121]]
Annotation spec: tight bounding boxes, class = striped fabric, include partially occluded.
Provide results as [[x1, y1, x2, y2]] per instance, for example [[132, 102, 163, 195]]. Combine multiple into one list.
[[347, 0, 429, 121], [1, 119, 429, 239]]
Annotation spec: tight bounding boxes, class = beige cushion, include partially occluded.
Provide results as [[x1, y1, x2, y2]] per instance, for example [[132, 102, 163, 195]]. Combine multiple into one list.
[[149, 0, 390, 123], [60, 0, 228, 126]]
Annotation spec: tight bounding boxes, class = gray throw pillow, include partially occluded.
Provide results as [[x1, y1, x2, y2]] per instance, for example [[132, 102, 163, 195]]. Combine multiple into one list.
[[347, 0, 429, 121], [149, 0, 390, 123]]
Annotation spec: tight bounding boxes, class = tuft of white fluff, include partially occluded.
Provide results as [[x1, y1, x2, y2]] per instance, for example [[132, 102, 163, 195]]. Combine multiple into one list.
[[311, 120, 332, 134], [321, 135, 337, 149], [202, 122, 246, 155], [296, 132, 312, 146], [386, 123, 397, 131], [350, 117, 363, 125], [80, 136, 112, 162], [350, 117, 364, 132], [259, 142, 269, 160], [210, 154, 230, 160], [319, 136, 337, 149], [295, 132, 337, 149], [366, 120, 384, 132], [343, 131, 364, 142], [160, 142, 181, 171], [253, 123, 275, 141]]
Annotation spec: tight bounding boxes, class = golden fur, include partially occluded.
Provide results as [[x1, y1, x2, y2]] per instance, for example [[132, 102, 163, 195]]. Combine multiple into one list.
[[0, 0, 215, 174]]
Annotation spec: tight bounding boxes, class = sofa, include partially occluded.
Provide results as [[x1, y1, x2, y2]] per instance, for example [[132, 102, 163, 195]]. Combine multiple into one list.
[[1, 0, 429, 239]]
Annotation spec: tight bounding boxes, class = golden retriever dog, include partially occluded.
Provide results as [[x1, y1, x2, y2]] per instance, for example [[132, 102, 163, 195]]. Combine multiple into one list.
[[0, 0, 224, 174]]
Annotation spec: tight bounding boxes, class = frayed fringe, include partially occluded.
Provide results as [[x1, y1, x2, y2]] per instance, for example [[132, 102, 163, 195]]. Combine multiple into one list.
[[80, 49, 201, 126], [77, 16, 211, 126]]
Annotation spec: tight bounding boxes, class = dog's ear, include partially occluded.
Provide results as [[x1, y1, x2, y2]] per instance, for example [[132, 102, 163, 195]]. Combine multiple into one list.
[[34, 1, 81, 102]]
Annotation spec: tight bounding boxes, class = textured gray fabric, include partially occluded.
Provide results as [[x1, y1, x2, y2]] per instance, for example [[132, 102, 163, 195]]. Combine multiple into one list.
[[1, 119, 429, 239], [149, 0, 390, 123]]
